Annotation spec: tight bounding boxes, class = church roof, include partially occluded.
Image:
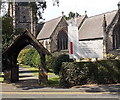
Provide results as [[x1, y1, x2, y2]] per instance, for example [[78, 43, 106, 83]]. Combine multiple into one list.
[[37, 16, 63, 40], [78, 10, 117, 40]]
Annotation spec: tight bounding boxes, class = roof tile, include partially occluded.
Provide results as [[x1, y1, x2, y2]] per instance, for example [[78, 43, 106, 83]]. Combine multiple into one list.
[[78, 10, 117, 40]]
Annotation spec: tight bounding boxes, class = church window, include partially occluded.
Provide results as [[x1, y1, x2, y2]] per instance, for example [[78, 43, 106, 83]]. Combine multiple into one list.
[[113, 25, 120, 49], [57, 30, 68, 51]]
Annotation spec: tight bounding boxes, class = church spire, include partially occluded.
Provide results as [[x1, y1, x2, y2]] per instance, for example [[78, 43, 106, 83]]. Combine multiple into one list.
[[103, 14, 107, 32], [117, 1, 120, 10]]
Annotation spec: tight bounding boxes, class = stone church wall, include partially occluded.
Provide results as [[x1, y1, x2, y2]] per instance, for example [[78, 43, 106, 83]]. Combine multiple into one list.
[[50, 17, 68, 52]]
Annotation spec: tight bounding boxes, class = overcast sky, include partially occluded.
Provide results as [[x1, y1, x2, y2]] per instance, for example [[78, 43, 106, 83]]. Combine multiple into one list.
[[1, 0, 120, 21], [42, 0, 120, 21]]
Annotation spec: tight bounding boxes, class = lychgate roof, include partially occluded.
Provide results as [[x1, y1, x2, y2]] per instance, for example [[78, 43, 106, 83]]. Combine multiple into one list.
[[3, 30, 50, 55], [37, 16, 63, 40], [2, 30, 51, 72], [78, 10, 117, 40]]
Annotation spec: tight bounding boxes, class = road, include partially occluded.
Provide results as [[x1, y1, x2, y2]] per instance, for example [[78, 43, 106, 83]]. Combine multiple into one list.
[[1, 66, 120, 100], [2, 91, 120, 99]]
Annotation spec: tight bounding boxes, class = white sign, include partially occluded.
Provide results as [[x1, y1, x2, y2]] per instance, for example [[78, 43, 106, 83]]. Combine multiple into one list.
[[78, 40, 103, 58], [68, 25, 103, 59]]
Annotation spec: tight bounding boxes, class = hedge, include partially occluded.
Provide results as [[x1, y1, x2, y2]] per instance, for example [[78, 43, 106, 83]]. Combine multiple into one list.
[[52, 54, 73, 75], [60, 60, 120, 88]]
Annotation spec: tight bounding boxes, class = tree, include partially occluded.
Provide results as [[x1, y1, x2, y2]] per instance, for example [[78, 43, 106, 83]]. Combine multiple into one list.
[[1, 0, 59, 84], [2, 1, 58, 51], [29, 0, 59, 21], [64, 12, 80, 20], [2, 15, 14, 51]]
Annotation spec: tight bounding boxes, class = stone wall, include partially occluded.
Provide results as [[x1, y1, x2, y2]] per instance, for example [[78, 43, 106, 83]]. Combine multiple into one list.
[[39, 39, 51, 52], [39, 17, 68, 53], [9, 2, 35, 35], [50, 17, 68, 52], [107, 12, 119, 52], [15, 5, 33, 33], [107, 12, 120, 53]]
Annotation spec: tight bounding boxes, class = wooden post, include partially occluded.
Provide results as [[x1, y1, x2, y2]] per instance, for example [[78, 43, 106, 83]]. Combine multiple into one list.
[[4, 65, 19, 83], [38, 53, 48, 85]]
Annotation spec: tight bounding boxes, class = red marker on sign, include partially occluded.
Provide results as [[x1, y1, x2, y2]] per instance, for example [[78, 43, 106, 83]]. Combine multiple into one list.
[[70, 42, 73, 54]]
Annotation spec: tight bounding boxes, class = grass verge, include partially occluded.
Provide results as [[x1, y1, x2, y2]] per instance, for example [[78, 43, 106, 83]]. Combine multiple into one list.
[[0, 73, 4, 82], [48, 76, 60, 87], [20, 64, 39, 76], [20, 64, 60, 87]]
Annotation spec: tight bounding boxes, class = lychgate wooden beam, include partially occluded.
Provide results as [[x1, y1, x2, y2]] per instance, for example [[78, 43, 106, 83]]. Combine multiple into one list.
[[2, 29, 51, 83]]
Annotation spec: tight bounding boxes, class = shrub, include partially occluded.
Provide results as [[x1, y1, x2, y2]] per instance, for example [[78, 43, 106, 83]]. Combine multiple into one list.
[[52, 54, 73, 75], [46, 55, 55, 71], [60, 60, 120, 88], [17, 49, 30, 64], [18, 47, 40, 68]]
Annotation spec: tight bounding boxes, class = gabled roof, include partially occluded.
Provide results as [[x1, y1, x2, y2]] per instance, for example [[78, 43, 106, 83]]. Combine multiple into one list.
[[67, 15, 86, 28], [76, 15, 86, 28], [78, 10, 117, 40], [37, 16, 63, 40], [2, 30, 51, 72], [3, 29, 50, 55]]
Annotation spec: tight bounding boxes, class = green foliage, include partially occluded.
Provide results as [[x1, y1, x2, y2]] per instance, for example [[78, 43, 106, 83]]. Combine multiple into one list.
[[52, 54, 73, 75], [0, 72, 4, 82], [20, 64, 59, 87], [2, 16, 22, 52], [17, 49, 29, 64], [64, 12, 80, 20], [48, 76, 60, 87], [18, 49, 56, 70], [2, 16, 14, 51], [60, 60, 120, 88], [15, 28, 24, 35], [46, 55, 55, 71], [18, 47, 40, 68]]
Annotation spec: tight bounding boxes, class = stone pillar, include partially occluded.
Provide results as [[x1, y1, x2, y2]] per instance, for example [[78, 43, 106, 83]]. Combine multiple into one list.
[[103, 15, 107, 59], [38, 53, 48, 85], [4, 65, 19, 83]]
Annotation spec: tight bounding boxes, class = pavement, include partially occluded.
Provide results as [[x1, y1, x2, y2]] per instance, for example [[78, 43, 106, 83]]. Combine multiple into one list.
[[1, 66, 120, 93]]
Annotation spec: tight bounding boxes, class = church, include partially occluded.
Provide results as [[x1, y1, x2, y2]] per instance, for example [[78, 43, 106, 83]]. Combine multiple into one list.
[[9, 2, 120, 58]]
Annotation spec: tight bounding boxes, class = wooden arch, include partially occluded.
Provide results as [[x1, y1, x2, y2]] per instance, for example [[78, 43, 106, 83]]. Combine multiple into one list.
[[2, 30, 51, 83]]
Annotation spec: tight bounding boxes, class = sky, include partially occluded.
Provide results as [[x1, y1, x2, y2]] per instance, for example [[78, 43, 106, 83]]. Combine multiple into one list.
[[42, 0, 120, 21], [0, 0, 120, 21]]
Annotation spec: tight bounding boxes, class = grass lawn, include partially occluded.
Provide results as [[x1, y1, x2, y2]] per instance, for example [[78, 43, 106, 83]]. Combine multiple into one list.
[[0, 64, 60, 87], [0, 77, 4, 82], [48, 76, 60, 87], [0, 73, 4, 82], [20, 64, 39, 76], [20, 64, 60, 87]]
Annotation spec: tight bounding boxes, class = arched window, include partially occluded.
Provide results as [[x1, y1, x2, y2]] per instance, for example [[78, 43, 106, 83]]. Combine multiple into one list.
[[57, 30, 68, 51], [113, 24, 120, 49]]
